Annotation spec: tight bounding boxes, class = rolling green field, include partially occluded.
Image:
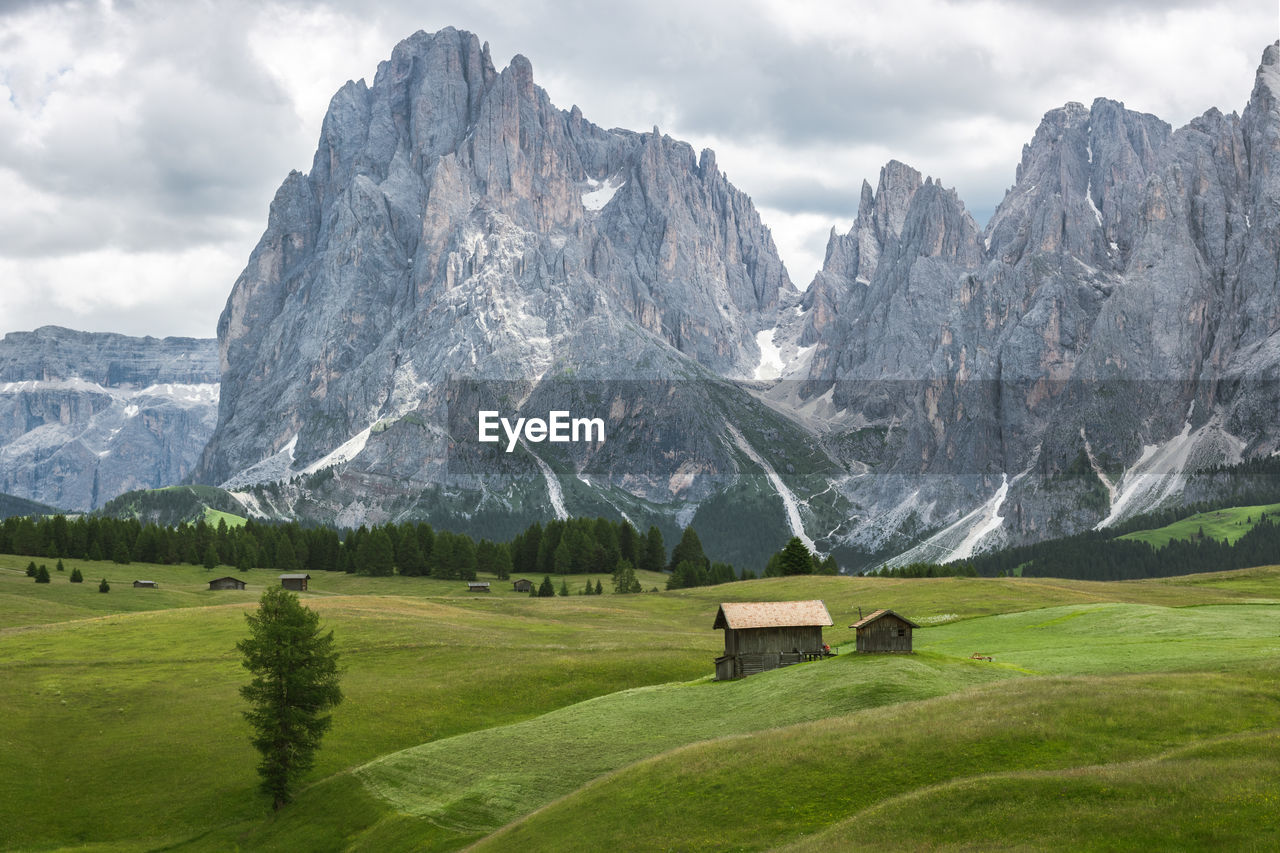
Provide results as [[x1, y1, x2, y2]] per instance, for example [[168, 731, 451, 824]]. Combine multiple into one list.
[[1, 554, 1278, 851], [1118, 502, 1280, 548]]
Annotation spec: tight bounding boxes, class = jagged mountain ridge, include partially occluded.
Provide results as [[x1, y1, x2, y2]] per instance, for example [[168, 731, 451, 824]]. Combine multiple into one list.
[[187, 29, 1280, 568], [785, 42, 1280, 563], [195, 27, 825, 553], [0, 326, 218, 511]]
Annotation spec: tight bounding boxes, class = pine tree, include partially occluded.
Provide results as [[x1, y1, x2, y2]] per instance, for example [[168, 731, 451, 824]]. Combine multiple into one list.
[[203, 543, 220, 570], [356, 528, 395, 576], [56, 559, 65, 572], [397, 533, 428, 576], [25, 561, 36, 577], [70, 567, 84, 583], [276, 535, 301, 573], [35, 565, 51, 583], [640, 526, 665, 573], [112, 540, 131, 565], [595, 579, 603, 595], [558, 579, 569, 597], [777, 537, 814, 576], [98, 578, 110, 593], [237, 587, 342, 810], [668, 527, 708, 574], [538, 575, 555, 597]]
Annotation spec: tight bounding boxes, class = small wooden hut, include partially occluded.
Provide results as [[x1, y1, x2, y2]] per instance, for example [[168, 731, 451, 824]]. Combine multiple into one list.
[[850, 609, 919, 653], [713, 600, 833, 680], [208, 576, 247, 591], [512, 578, 534, 593], [132, 580, 158, 589], [468, 581, 491, 592], [279, 573, 311, 591]]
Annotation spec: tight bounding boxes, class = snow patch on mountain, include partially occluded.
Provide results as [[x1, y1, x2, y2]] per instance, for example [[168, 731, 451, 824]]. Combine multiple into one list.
[[582, 176, 624, 211], [753, 329, 785, 380], [221, 436, 297, 490], [298, 426, 373, 477]]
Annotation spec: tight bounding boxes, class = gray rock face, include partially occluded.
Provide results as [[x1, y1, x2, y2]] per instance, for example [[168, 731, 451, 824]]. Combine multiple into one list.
[[0, 327, 218, 511], [195, 29, 1280, 567], [197, 28, 801, 539], [798, 42, 1280, 560]]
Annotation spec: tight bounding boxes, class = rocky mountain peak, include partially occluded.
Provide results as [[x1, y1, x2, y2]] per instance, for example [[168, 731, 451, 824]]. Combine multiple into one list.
[[199, 27, 794, 497]]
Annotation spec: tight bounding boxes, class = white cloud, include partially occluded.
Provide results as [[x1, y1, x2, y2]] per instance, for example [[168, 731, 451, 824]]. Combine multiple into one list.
[[0, 0, 1273, 337]]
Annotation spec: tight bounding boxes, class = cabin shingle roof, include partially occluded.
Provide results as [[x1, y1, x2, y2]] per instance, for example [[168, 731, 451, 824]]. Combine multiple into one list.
[[850, 608, 920, 629], [713, 600, 833, 630]]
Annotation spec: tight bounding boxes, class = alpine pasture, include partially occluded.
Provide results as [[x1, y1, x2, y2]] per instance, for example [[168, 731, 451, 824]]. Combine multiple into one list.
[[1, 554, 1278, 851]]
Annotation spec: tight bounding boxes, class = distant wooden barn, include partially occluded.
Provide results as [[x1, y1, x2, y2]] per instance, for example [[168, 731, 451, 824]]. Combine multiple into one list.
[[468, 581, 491, 592], [280, 573, 311, 591], [132, 580, 158, 589], [512, 578, 534, 593], [713, 600, 833, 680], [850, 609, 919, 653], [208, 576, 246, 591]]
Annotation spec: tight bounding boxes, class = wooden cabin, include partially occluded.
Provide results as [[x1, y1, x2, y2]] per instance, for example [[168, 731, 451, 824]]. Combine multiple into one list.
[[208, 576, 247, 591], [279, 573, 311, 591], [467, 581, 491, 593], [512, 578, 534, 593], [850, 609, 919, 653], [132, 580, 158, 589], [713, 600, 833, 680]]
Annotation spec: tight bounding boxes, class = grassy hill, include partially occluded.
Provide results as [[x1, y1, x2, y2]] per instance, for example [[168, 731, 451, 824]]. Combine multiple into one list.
[[1118, 502, 1280, 548], [1, 554, 1277, 850], [96, 484, 250, 527]]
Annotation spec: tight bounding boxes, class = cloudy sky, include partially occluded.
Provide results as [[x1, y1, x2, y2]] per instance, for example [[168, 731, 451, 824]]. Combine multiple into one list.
[[0, 0, 1273, 339]]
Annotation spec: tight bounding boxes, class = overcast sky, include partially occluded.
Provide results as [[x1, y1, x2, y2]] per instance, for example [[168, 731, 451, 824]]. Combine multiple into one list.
[[0, 0, 1274, 339]]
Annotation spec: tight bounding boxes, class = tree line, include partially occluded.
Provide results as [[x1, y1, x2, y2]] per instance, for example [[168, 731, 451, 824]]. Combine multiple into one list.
[[877, 511, 1280, 582], [0, 512, 735, 586], [2, 511, 849, 587]]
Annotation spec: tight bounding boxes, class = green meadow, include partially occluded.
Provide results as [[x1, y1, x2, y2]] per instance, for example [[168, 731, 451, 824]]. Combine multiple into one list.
[[1, 555, 1278, 850], [1118, 502, 1280, 548]]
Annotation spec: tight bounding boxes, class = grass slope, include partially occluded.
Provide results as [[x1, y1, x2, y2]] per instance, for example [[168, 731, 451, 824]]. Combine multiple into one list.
[[97, 484, 251, 527], [477, 673, 1277, 853], [2, 560, 1279, 850], [1119, 502, 1280, 548], [221, 573, 1280, 851]]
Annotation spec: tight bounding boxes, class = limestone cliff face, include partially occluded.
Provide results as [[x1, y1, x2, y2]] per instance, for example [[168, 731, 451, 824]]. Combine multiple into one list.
[[0, 327, 218, 510], [198, 30, 1280, 565], [797, 43, 1280, 558], [197, 28, 800, 538]]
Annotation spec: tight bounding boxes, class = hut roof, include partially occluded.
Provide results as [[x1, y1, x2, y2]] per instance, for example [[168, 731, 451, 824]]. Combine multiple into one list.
[[279, 573, 312, 580], [850, 608, 920, 629], [209, 576, 242, 584], [713, 600, 833, 630]]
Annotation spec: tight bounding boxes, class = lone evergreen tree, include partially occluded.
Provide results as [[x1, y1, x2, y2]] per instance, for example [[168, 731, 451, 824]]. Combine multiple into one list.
[[778, 537, 815, 576], [538, 575, 555, 597], [237, 586, 343, 810], [98, 578, 110, 593], [70, 567, 83, 583], [35, 565, 50, 583]]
